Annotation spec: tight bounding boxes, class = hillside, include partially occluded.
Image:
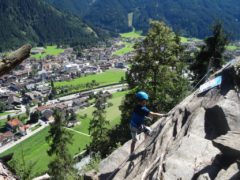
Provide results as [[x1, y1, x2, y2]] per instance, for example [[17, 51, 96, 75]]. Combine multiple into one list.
[[47, 0, 240, 39], [86, 59, 240, 179], [0, 0, 100, 51]]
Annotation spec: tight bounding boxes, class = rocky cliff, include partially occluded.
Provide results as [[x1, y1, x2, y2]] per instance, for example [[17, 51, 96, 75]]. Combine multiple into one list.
[[90, 58, 240, 180]]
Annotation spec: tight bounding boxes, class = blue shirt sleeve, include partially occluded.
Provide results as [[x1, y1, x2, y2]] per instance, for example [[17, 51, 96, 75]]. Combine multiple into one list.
[[141, 106, 150, 116]]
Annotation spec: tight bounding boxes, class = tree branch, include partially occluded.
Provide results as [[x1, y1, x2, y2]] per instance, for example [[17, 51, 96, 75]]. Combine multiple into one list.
[[0, 44, 32, 77]]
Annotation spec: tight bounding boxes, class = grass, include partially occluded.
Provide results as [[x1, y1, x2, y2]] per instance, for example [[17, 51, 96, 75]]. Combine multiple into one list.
[[120, 29, 144, 39], [31, 46, 64, 59], [180, 36, 202, 43], [0, 91, 127, 177], [0, 127, 91, 177], [180, 37, 189, 43], [0, 112, 10, 117], [226, 45, 240, 51], [55, 69, 126, 93], [0, 119, 7, 130], [113, 42, 134, 56], [74, 90, 128, 134], [114, 28, 143, 56]]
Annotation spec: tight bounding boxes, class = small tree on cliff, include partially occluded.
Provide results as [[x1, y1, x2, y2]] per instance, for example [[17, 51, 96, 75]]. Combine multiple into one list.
[[46, 110, 75, 179], [117, 21, 189, 143], [190, 22, 229, 86]]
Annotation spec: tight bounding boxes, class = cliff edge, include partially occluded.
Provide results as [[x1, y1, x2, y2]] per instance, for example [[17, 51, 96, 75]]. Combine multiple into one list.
[[89, 58, 240, 180]]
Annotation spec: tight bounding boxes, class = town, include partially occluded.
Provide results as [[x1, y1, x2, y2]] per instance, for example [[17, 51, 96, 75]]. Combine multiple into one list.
[[0, 32, 240, 177], [0, 35, 139, 150], [0, 33, 240, 150]]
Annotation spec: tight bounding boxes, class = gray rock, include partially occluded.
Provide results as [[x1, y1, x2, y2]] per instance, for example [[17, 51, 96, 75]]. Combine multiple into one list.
[[95, 59, 240, 179], [213, 131, 240, 158], [215, 163, 240, 180]]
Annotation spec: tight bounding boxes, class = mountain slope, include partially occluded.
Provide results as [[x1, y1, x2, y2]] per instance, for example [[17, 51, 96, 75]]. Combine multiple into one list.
[[47, 0, 93, 17], [47, 0, 240, 39], [0, 0, 99, 51], [89, 59, 240, 179]]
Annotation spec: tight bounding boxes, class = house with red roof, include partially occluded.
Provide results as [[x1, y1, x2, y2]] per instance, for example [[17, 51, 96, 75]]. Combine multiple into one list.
[[6, 119, 23, 132]]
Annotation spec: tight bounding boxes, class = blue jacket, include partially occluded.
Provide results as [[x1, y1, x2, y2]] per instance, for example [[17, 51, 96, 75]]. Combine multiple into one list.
[[130, 105, 150, 128]]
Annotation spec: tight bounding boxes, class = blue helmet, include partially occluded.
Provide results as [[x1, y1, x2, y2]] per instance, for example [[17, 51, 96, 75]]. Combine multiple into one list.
[[136, 91, 149, 101]]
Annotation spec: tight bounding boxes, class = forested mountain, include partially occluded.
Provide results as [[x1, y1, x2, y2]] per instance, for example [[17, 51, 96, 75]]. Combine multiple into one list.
[[47, 0, 240, 39], [0, 0, 101, 51]]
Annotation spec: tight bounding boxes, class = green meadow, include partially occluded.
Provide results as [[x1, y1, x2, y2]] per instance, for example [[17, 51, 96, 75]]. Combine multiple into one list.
[[55, 69, 126, 95], [31, 46, 64, 59], [0, 91, 127, 177]]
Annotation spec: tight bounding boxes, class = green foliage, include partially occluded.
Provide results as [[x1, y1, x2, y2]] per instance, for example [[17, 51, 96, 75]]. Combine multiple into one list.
[[47, 0, 240, 39], [9, 145, 36, 180], [0, 0, 100, 51], [49, 79, 57, 100], [46, 110, 75, 179], [127, 21, 189, 112], [29, 111, 40, 124], [0, 101, 6, 113], [81, 153, 101, 173], [7, 114, 11, 121], [88, 92, 110, 156], [114, 21, 189, 144], [26, 105, 30, 117], [190, 22, 229, 86]]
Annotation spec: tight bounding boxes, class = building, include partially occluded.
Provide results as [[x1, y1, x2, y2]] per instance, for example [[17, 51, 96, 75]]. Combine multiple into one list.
[[31, 47, 45, 55], [115, 62, 127, 69], [13, 69, 30, 79], [64, 64, 80, 72], [23, 91, 43, 104], [6, 119, 23, 132], [8, 95, 21, 106], [9, 82, 25, 92], [41, 109, 54, 122]]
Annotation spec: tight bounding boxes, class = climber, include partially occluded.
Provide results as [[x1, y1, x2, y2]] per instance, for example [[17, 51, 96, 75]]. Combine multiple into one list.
[[130, 91, 165, 156]]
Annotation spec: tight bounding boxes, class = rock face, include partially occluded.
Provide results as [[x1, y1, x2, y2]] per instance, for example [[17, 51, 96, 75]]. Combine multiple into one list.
[[0, 161, 16, 179], [96, 59, 240, 180], [213, 131, 240, 158]]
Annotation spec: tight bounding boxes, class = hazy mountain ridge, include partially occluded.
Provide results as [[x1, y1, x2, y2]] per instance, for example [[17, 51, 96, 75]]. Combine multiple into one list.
[[47, 0, 240, 39]]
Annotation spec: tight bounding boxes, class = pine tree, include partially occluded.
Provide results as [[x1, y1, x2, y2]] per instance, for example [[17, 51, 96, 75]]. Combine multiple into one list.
[[26, 105, 30, 118], [46, 110, 75, 179], [0, 101, 5, 113], [116, 21, 189, 143], [126, 21, 188, 112], [88, 92, 110, 156], [190, 22, 229, 86], [49, 80, 57, 100]]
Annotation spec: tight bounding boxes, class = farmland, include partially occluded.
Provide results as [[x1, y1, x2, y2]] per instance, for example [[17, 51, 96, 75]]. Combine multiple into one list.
[[31, 46, 64, 59]]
